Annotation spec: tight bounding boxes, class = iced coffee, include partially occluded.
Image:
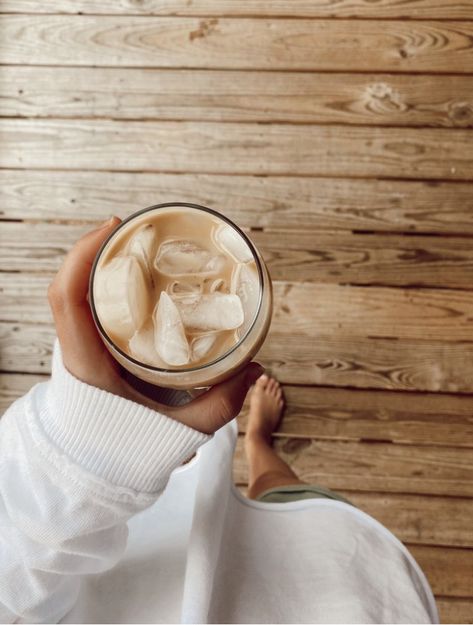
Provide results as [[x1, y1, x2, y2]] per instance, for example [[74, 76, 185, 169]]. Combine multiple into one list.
[[90, 203, 272, 389]]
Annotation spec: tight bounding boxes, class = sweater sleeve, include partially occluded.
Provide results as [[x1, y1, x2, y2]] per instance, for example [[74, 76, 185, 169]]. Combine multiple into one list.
[[0, 340, 211, 623]]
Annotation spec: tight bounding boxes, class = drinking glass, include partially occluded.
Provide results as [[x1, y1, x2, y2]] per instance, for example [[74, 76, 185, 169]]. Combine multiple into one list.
[[89, 202, 272, 390]]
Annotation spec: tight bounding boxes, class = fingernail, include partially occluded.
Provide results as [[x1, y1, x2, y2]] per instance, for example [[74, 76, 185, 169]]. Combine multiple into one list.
[[97, 216, 117, 229], [246, 363, 265, 386]]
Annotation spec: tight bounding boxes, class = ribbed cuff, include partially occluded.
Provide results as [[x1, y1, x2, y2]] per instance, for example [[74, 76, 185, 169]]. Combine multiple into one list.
[[40, 340, 211, 493]]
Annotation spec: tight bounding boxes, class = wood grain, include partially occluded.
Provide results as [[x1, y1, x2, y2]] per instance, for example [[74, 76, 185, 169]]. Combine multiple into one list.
[[2, 366, 472, 447], [3, 317, 473, 392], [228, 498, 473, 603], [238, 384, 473, 448], [2, 170, 473, 235], [437, 598, 473, 624], [6, 221, 473, 289], [2, 371, 473, 542], [2, 119, 473, 180], [2, 16, 473, 73], [0, 372, 47, 414], [252, 229, 473, 289], [0, 274, 54, 324], [3, 66, 473, 128], [233, 436, 473, 497], [270, 282, 473, 341], [339, 492, 473, 548], [260, 333, 473, 393], [3, 0, 472, 19], [4, 271, 473, 341], [2, 378, 473, 608], [0, 323, 54, 374], [233, 484, 473, 552], [408, 545, 473, 598], [2, 2, 473, 616]]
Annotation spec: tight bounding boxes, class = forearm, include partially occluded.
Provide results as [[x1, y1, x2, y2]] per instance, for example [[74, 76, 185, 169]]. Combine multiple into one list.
[[0, 341, 210, 623]]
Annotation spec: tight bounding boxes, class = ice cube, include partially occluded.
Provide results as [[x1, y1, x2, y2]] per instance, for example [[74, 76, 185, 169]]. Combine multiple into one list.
[[126, 223, 156, 281], [209, 278, 226, 293], [129, 320, 167, 368], [154, 291, 190, 366], [191, 333, 218, 362], [173, 293, 244, 331], [231, 263, 260, 336], [155, 239, 226, 276], [94, 255, 150, 342], [215, 224, 253, 263], [167, 280, 203, 296]]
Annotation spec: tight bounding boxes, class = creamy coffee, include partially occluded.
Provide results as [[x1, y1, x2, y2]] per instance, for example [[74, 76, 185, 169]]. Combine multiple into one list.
[[93, 207, 260, 370]]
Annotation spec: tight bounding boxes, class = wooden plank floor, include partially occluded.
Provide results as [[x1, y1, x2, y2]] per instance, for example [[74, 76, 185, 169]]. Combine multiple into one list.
[[1, 2, 473, 622]]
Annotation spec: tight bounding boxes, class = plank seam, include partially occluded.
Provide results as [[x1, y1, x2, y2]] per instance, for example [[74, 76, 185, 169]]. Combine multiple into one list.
[[2, 64, 473, 78], [235, 480, 473, 504], [4, 270, 473, 292], [2, 63, 473, 77], [2, 114, 473, 131], [1, 166, 472, 184], [238, 434, 473, 450], [3, 117, 473, 131], [235, 432, 473, 454], [1, 166, 473, 186], [1, 12, 473, 22]]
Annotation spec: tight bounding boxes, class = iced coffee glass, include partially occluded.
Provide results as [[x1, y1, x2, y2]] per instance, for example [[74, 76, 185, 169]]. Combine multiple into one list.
[[89, 202, 272, 390]]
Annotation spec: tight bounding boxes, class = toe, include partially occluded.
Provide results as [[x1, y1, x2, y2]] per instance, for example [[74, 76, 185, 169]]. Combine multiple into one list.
[[257, 374, 269, 389]]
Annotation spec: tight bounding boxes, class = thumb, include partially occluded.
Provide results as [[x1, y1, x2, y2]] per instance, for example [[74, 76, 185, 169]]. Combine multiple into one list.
[[55, 216, 121, 306], [169, 362, 265, 435]]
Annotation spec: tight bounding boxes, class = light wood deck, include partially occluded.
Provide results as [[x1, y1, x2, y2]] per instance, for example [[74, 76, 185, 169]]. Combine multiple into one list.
[[1, 2, 473, 622]]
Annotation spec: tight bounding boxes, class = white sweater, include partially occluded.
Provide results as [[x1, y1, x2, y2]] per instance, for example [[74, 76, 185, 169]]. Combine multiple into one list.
[[0, 340, 438, 624]]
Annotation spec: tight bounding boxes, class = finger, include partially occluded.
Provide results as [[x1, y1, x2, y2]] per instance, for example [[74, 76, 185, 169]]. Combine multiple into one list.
[[48, 217, 121, 378], [170, 362, 265, 434], [53, 216, 121, 306]]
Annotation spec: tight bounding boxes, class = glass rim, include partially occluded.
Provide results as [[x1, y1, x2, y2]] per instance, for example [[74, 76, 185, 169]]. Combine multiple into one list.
[[89, 202, 265, 374]]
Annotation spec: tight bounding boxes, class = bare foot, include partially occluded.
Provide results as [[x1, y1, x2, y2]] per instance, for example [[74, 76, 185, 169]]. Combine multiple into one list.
[[246, 374, 285, 444]]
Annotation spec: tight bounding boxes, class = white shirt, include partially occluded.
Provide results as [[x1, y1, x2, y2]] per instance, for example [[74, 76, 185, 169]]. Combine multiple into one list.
[[0, 341, 438, 623]]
